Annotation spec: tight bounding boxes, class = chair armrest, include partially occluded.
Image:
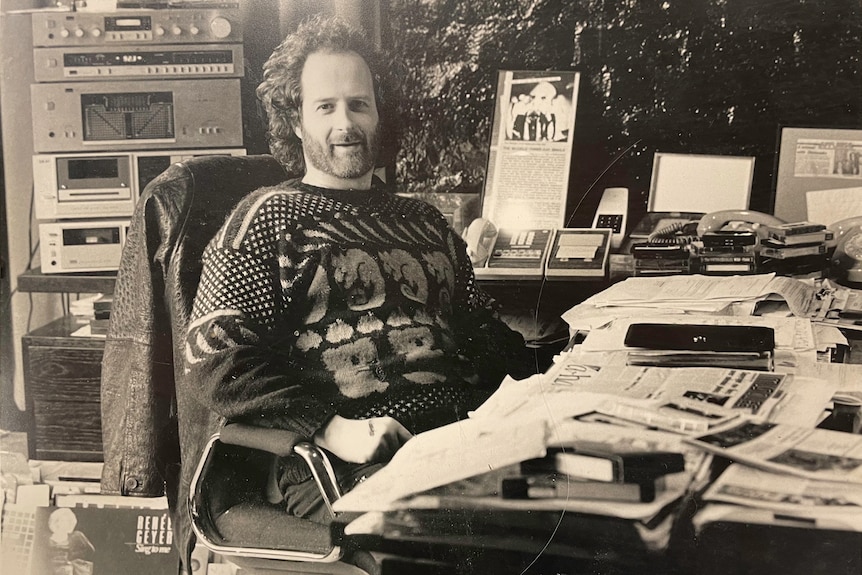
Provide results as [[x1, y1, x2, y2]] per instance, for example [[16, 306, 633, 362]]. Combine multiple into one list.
[[219, 423, 303, 457], [218, 422, 343, 515]]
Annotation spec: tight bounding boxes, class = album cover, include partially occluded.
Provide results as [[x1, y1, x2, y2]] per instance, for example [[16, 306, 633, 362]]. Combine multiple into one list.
[[29, 506, 179, 575]]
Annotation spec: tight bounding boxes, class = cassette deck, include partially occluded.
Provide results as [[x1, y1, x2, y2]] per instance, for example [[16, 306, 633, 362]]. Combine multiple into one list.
[[33, 148, 246, 219], [40, 219, 130, 273]]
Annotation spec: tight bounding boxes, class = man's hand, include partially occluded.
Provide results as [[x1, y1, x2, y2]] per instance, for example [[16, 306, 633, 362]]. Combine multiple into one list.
[[313, 415, 412, 464]]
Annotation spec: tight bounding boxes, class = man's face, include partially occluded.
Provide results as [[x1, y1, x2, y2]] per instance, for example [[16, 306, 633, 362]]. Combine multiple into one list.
[[296, 50, 380, 188]]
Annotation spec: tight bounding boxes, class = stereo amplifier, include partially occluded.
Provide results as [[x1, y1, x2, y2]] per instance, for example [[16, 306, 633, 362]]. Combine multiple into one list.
[[31, 8, 242, 47], [31, 78, 242, 152]]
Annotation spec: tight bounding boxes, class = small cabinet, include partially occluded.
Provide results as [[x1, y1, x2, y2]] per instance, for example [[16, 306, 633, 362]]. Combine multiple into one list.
[[22, 315, 105, 461]]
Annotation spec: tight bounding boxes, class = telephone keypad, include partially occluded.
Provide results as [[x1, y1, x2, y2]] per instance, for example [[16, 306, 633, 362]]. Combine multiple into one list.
[[595, 214, 624, 233]]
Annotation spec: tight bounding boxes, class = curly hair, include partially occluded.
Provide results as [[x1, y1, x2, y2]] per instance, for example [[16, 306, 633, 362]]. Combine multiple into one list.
[[256, 15, 400, 175]]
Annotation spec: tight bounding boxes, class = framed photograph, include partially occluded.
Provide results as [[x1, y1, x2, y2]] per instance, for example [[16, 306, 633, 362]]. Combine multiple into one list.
[[772, 125, 862, 223], [480, 70, 581, 230]]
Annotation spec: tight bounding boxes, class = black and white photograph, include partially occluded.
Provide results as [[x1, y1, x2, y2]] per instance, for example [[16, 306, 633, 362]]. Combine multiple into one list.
[[1, 1, 861, 575]]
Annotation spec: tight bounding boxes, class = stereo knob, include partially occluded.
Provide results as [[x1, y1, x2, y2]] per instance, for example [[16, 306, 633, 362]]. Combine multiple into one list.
[[74, 27, 85, 38], [210, 16, 232, 39], [155, 25, 166, 36], [91, 28, 102, 37], [189, 25, 200, 35], [172, 25, 182, 36], [60, 28, 70, 38]]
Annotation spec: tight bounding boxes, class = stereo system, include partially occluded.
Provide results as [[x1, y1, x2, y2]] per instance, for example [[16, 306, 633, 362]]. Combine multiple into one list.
[[29, 5, 246, 274], [31, 79, 243, 152], [40, 220, 130, 274], [33, 148, 246, 220], [30, 9, 243, 47], [33, 43, 244, 82]]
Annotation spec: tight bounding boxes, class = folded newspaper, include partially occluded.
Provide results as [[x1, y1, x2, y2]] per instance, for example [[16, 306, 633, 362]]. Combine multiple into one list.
[[686, 417, 862, 484]]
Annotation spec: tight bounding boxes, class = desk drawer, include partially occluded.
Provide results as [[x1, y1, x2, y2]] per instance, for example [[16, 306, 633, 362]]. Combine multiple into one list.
[[31, 399, 103, 461], [26, 347, 102, 401]]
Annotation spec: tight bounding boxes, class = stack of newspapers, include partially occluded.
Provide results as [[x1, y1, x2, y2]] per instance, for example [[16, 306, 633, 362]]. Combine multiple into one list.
[[689, 417, 862, 533]]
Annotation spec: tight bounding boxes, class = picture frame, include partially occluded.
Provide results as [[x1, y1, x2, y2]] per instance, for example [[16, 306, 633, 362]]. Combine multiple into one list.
[[480, 70, 581, 230], [772, 125, 862, 223]]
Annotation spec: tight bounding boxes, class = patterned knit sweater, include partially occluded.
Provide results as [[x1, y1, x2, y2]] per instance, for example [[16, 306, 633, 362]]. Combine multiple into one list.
[[185, 179, 528, 480]]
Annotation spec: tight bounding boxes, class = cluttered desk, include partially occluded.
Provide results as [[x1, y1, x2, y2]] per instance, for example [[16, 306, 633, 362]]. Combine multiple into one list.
[[326, 272, 862, 575], [309, 129, 862, 574]]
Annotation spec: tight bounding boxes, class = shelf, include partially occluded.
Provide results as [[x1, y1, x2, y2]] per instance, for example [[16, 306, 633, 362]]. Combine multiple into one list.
[[17, 268, 117, 294]]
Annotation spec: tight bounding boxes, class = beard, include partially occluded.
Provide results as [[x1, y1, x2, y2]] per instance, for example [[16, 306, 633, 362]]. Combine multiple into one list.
[[302, 125, 380, 180]]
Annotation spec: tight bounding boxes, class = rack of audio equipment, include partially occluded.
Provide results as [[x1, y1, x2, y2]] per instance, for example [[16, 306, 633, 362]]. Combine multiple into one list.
[[2, 4, 247, 461]]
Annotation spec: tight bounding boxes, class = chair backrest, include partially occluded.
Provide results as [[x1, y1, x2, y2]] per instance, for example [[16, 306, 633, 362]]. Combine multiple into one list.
[[101, 153, 289, 564], [162, 154, 291, 332]]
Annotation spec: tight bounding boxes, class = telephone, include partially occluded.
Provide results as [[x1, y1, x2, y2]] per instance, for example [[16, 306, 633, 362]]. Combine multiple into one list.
[[696, 209, 785, 239], [634, 209, 785, 245], [829, 215, 862, 285], [592, 187, 629, 250], [462, 217, 497, 267]]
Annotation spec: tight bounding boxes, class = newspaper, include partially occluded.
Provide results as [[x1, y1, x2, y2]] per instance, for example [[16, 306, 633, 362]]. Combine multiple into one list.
[[794, 138, 862, 179], [335, 415, 708, 522], [569, 274, 833, 322], [704, 463, 862, 517], [332, 415, 549, 513], [686, 417, 862, 484], [578, 274, 777, 311], [692, 503, 862, 534], [542, 358, 835, 429]]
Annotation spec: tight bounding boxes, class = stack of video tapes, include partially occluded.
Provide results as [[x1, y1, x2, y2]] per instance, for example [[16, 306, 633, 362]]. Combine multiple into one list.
[[759, 222, 833, 277], [631, 243, 692, 276], [697, 230, 758, 274]]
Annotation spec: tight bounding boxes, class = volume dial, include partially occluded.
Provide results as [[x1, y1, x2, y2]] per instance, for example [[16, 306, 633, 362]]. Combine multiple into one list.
[[210, 17, 232, 39]]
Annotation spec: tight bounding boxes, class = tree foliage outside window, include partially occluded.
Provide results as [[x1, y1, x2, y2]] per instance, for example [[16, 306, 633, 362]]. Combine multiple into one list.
[[387, 0, 861, 220]]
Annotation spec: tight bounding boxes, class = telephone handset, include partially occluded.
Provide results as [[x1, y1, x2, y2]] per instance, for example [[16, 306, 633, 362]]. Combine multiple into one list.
[[696, 209, 785, 239], [462, 217, 498, 267]]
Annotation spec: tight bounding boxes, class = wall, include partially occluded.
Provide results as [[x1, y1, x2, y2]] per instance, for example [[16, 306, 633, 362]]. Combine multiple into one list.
[[1, 0, 61, 431]]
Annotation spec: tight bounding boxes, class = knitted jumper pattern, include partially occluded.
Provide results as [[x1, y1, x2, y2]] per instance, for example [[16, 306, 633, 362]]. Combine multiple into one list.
[[185, 180, 521, 470]]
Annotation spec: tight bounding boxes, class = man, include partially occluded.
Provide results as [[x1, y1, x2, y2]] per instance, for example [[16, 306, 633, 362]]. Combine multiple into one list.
[[184, 16, 530, 523]]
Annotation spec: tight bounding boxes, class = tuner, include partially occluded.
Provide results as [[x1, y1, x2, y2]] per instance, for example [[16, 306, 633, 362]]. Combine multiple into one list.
[[210, 17, 232, 39]]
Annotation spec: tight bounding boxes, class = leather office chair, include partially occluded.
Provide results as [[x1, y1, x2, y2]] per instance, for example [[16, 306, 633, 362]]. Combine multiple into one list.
[[101, 154, 374, 575]]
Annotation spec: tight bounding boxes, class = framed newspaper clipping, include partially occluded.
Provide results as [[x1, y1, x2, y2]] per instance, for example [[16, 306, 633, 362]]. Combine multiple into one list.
[[480, 70, 581, 230], [772, 125, 862, 224]]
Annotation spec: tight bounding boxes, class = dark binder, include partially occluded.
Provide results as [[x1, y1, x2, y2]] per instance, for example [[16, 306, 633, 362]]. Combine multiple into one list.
[[624, 323, 775, 353]]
